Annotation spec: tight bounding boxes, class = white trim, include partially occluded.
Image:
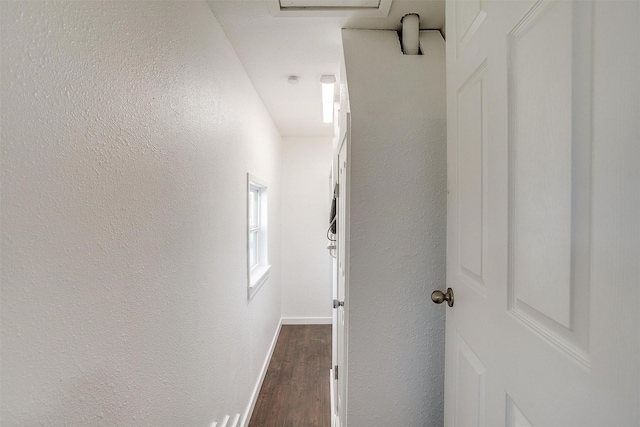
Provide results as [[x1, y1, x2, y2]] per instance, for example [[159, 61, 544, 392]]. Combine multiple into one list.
[[247, 173, 269, 300], [281, 317, 332, 325], [247, 173, 267, 188], [269, 0, 392, 17], [330, 369, 336, 427], [337, 112, 351, 427], [247, 264, 271, 300], [241, 318, 282, 427]]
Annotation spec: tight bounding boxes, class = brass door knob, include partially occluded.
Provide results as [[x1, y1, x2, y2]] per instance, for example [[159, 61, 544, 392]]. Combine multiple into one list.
[[431, 288, 454, 307]]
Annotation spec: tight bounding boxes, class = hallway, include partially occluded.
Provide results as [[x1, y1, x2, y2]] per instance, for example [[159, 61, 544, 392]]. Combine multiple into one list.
[[249, 325, 332, 427]]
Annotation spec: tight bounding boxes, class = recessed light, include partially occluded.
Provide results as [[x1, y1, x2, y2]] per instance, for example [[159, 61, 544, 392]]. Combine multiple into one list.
[[288, 76, 299, 85]]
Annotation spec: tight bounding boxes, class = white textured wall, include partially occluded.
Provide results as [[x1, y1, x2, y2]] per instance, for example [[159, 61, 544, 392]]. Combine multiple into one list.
[[1, 2, 282, 425], [281, 137, 333, 321], [342, 30, 447, 426]]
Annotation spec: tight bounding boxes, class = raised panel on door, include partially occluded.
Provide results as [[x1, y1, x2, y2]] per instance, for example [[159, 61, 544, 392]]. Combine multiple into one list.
[[507, 0, 591, 367], [506, 395, 534, 427], [457, 60, 488, 295], [454, 334, 486, 427], [456, 0, 487, 56]]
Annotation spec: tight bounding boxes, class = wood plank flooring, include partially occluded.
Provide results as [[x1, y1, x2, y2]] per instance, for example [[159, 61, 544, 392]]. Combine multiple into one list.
[[249, 325, 332, 427]]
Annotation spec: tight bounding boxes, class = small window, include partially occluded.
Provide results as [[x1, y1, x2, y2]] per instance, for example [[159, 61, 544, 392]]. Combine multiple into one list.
[[248, 187, 260, 269], [247, 174, 270, 299]]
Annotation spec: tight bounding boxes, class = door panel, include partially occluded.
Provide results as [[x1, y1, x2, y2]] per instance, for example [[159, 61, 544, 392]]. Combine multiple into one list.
[[455, 0, 487, 55], [509, 0, 574, 329], [506, 396, 534, 427], [457, 60, 488, 292], [445, 1, 639, 426], [454, 334, 486, 427], [507, 0, 592, 364], [335, 118, 349, 427]]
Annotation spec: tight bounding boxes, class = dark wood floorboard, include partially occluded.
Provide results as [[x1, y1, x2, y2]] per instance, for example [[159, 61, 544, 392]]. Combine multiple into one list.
[[249, 324, 332, 427]]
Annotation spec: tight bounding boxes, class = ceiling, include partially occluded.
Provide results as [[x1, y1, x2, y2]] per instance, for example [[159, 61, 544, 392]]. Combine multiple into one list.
[[207, 0, 445, 137]]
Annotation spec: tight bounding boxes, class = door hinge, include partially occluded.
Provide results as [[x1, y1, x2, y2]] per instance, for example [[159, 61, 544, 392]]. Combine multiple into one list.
[[334, 365, 339, 380], [335, 183, 339, 198]]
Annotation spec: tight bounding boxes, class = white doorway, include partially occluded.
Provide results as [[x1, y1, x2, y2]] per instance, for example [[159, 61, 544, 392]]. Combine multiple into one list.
[[332, 120, 350, 427]]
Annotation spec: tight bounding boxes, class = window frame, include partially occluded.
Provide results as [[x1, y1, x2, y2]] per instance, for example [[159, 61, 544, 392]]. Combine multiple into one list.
[[248, 186, 260, 270], [247, 173, 271, 299]]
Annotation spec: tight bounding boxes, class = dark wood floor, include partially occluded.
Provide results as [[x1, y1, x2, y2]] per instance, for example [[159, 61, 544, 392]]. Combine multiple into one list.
[[249, 324, 332, 427]]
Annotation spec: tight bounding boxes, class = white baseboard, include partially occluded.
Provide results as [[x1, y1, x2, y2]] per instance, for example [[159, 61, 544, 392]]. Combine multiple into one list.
[[330, 369, 336, 427], [241, 318, 282, 427], [281, 317, 332, 325]]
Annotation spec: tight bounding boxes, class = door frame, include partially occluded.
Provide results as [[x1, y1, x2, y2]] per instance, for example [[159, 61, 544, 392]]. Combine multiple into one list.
[[333, 113, 351, 427]]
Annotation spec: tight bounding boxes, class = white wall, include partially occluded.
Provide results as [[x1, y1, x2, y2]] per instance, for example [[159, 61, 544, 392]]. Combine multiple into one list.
[[342, 30, 447, 426], [281, 137, 333, 322], [1, 2, 282, 425]]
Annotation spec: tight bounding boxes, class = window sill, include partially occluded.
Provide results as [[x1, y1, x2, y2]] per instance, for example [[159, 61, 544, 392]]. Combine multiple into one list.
[[248, 264, 271, 300]]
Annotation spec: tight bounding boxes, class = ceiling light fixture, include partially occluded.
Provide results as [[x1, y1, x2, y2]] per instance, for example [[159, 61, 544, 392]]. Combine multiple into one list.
[[320, 75, 336, 124], [288, 75, 299, 84]]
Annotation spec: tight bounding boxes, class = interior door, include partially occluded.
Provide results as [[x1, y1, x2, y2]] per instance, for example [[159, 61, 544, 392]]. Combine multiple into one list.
[[444, 1, 639, 426], [334, 119, 349, 427]]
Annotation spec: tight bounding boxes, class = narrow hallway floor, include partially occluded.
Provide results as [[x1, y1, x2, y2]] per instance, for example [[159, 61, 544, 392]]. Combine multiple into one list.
[[249, 324, 332, 427]]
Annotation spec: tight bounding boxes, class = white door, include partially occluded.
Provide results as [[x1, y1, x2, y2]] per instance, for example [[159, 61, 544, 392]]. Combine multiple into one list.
[[334, 121, 349, 427], [444, 1, 639, 426]]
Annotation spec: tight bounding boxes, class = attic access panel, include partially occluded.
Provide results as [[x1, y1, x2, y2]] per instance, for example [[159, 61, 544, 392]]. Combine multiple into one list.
[[272, 0, 393, 17], [280, 0, 380, 8]]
